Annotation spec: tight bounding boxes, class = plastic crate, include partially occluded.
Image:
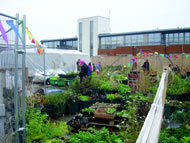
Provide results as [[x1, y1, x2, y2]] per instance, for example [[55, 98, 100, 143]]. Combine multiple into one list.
[[67, 80, 74, 86], [49, 79, 58, 85], [57, 80, 67, 86]]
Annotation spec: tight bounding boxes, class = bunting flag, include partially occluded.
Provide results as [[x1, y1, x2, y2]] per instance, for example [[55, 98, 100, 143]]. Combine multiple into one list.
[[160, 54, 164, 58], [174, 55, 178, 59], [154, 52, 158, 55], [0, 20, 9, 47], [164, 54, 168, 58], [26, 27, 44, 55], [6, 20, 24, 44], [26, 27, 35, 44], [185, 54, 189, 58], [169, 54, 172, 59], [144, 52, 147, 57], [148, 52, 153, 56], [19, 20, 24, 38], [128, 63, 131, 67], [131, 60, 134, 64], [140, 50, 143, 54]]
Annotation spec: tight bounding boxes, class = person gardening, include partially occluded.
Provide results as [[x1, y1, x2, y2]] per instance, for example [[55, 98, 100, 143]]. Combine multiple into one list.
[[76, 59, 80, 72], [79, 60, 89, 83], [142, 59, 149, 74]]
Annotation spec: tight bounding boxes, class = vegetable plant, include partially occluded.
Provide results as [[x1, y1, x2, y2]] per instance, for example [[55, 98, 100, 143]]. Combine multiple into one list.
[[26, 107, 69, 143], [167, 75, 190, 95], [107, 108, 116, 115], [82, 107, 95, 115]]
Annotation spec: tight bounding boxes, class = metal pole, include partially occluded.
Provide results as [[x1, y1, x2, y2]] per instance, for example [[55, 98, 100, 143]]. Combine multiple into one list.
[[21, 14, 26, 143], [14, 13, 19, 143], [43, 47, 46, 94], [155, 54, 157, 70], [0, 13, 17, 20]]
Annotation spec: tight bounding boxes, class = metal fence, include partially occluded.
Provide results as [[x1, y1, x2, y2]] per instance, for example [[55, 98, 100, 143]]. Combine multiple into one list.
[[0, 13, 26, 143]]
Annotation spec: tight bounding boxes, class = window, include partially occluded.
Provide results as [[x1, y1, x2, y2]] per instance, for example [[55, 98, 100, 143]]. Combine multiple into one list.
[[125, 35, 131, 46], [185, 32, 190, 43], [131, 35, 137, 45], [137, 34, 144, 45], [179, 33, 184, 44], [173, 33, 178, 44], [169, 33, 173, 43], [117, 36, 124, 46], [148, 33, 161, 45]]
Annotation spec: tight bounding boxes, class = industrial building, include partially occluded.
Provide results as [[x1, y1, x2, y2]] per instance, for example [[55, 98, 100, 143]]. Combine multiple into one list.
[[41, 16, 190, 56]]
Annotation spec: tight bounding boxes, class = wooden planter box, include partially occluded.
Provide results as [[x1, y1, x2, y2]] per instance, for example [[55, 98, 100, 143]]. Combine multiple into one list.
[[94, 108, 115, 120]]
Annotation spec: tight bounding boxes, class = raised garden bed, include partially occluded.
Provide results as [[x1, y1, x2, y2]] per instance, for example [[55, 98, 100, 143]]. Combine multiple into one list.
[[94, 108, 115, 120]]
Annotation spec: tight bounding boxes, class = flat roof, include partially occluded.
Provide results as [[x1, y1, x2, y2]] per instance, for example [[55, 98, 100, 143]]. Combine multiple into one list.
[[41, 37, 77, 42], [99, 27, 190, 37], [78, 16, 110, 21]]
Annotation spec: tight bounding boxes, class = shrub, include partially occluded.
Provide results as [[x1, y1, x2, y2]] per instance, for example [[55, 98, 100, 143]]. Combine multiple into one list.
[[167, 75, 190, 95], [26, 107, 69, 143]]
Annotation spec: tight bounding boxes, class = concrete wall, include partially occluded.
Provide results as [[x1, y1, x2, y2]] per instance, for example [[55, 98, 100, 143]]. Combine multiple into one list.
[[78, 16, 110, 56], [91, 55, 190, 73]]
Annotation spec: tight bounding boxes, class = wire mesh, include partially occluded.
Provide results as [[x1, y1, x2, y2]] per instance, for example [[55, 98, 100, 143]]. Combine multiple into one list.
[[0, 14, 24, 143]]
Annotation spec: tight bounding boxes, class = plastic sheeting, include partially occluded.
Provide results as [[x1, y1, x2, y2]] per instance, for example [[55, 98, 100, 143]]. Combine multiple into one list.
[[0, 48, 91, 77]]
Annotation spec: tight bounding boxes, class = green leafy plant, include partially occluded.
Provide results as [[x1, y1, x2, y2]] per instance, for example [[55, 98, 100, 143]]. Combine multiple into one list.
[[69, 127, 124, 143], [82, 107, 95, 115], [46, 93, 68, 107], [106, 94, 115, 100], [171, 110, 190, 125], [116, 75, 126, 83], [167, 75, 190, 95], [116, 110, 130, 118], [181, 136, 190, 143], [79, 96, 89, 101], [26, 107, 69, 143], [107, 108, 116, 114], [98, 80, 113, 91], [159, 125, 190, 141], [125, 102, 142, 143], [118, 84, 130, 94], [46, 92, 68, 116]]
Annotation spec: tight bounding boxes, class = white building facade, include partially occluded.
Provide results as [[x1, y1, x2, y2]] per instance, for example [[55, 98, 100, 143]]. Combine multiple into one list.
[[78, 16, 111, 56]]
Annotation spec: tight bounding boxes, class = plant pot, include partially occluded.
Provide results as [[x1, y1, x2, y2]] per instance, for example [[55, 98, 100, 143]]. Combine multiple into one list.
[[112, 98, 123, 104], [167, 93, 190, 101], [41, 104, 57, 118], [79, 100, 96, 110], [122, 80, 128, 85], [66, 100, 79, 115], [164, 104, 182, 118]]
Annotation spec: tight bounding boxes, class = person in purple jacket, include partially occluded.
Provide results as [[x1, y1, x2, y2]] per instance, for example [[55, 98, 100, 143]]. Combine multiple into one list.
[[88, 62, 92, 74]]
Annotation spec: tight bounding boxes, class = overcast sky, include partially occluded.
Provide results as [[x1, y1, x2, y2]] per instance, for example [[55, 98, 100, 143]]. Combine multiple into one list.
[[1, 0, 190, 42]]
